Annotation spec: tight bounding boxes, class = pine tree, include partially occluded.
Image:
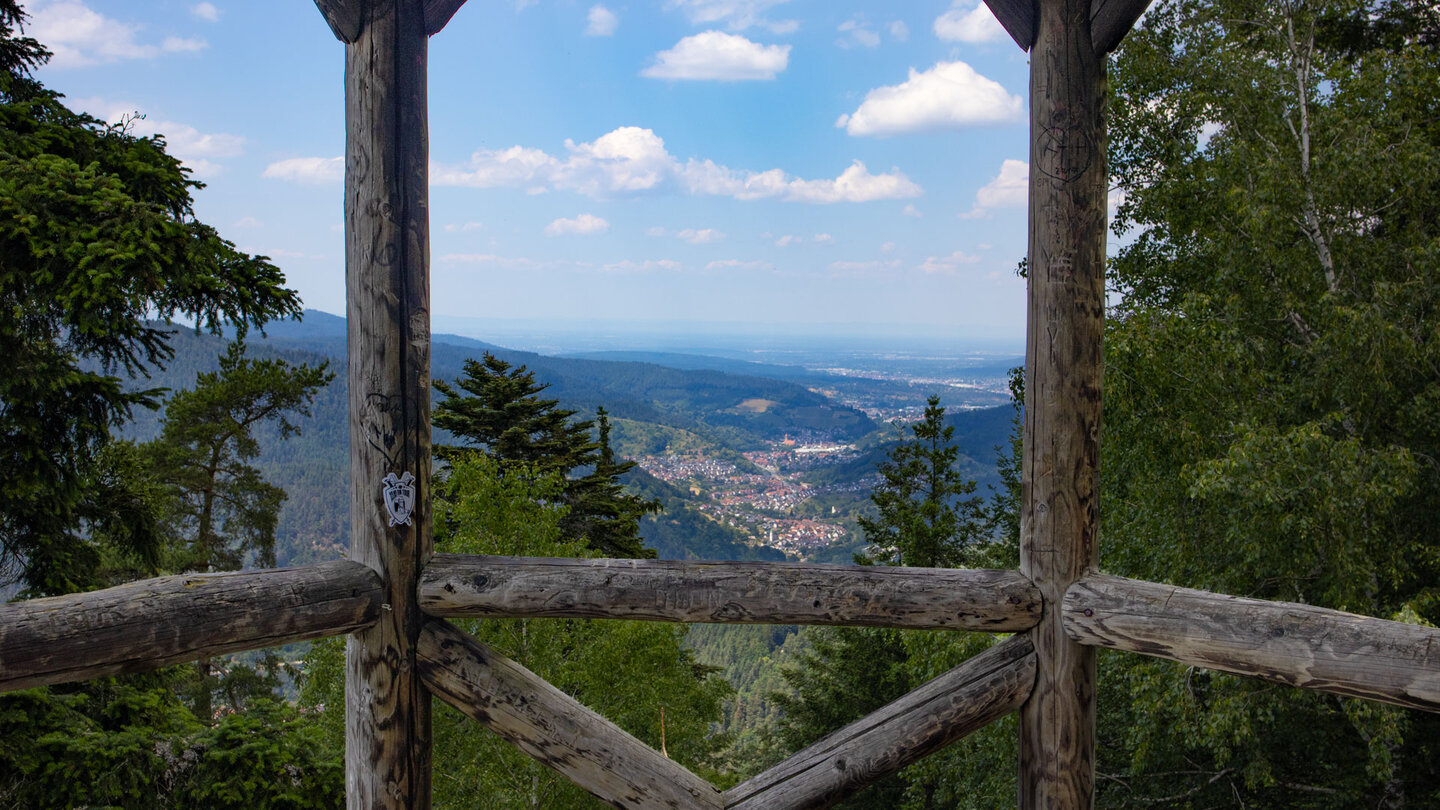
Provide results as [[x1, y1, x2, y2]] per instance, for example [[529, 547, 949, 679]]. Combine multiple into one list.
[[857, 396, 985, 569], [143, 340, 331, 723], [435, 354, 656, 558], [0, 0, 302, 595]]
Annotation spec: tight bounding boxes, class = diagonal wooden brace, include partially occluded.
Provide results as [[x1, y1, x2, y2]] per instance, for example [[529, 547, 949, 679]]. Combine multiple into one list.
[[725, 635, 1036, 810], [417, 619, 723, 810]]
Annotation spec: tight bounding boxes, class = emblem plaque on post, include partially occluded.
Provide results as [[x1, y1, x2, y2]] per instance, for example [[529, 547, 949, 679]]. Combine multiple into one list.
[[382, 471, 416, 527]]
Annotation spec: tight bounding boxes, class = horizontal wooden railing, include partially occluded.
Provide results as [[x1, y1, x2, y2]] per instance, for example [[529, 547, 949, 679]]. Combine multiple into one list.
[[1063, 574, 1440, 713], [0, 560, 383, 693], [419, 555, 1041, 631]]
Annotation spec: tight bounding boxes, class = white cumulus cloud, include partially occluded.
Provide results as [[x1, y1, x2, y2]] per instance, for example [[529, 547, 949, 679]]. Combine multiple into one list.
[[642, 31, 789, 81], [960, 159, 1029, 217], [546, 213, 610, 236], [30, 2, 157, 67], [432, 126, 922, 204], [934, 1, 1007, 43], [837, 61, 1023, 137], [976, 159, 1029, 208], [191, 3, 221, 22], [813, 232, 834, 243], [263, 157, 343, 185], [585, 5, 618, 36]]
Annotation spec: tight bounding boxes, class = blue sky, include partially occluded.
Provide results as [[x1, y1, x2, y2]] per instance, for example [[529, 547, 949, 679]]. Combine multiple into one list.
[[22, 0, 1043, 342]]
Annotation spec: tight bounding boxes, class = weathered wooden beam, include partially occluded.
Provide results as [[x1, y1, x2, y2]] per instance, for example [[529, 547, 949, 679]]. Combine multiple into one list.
[[314, 0, 364, 43], [1089, 0, 1150, 54], [725, 635, 1036, 810], [419, 555, 1042, 632], [422, 0, 467, 35], [339, 0, 435, 806], [1018, 0, 1108, 806], [0, 561, 381, 694], [1064, 574, 1440, 714], [983, 0, 1037, 50], [418, 620, 723, 810]]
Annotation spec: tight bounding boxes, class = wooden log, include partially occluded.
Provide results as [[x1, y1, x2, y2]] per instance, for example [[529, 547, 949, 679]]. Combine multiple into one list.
[[725, 635, 1036, 810], [419, 555, 1041, 632], [1019, 0, 1108, 806], [417, 620, 723, 810], [983, 0, 1037, 50], [1089, 0, 1151, 54], [1063, 574, 1440, 714], [338, 1, 434, 807], [0, 561, 381, 693], [422, 0, 467, 35]]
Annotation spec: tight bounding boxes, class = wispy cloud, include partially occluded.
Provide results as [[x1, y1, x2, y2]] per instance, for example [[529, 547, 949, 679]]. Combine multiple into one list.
[[919, 250, 981, 274], [664, 0, 796, 33], [837, 61, 1022, 137], [546, 213, 610, 236], [642, 31, 790, 81], [191, 3, 221, 22], [263, 156, 343, 185], [676, 228, 724, 244]]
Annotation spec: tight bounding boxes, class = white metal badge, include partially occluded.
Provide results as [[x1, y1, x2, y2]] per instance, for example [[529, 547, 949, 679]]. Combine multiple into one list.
[[382, 471, 416, 527]]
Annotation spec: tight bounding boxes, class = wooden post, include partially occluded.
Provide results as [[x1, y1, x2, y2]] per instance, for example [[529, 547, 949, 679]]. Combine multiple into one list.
[[1019, 0, 1108, 806], [315, 0, 435, 806]]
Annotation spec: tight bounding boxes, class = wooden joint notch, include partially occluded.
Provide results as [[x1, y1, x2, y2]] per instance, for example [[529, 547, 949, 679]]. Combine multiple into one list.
[[419, 554, 1042, 632], [982, 0, 1151, 54], [725, 634, 1035, 810], [0, 560, 384, 694], [1063, 574, 1440, 713], [314, 0, 469, 41]]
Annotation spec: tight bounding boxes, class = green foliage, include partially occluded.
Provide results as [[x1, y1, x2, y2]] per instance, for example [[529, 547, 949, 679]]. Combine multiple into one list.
[[0, 1, 300, 595], [1100, 0, 1440, 804], [0, 673, 341, 810], [435, 353, 657, 558]]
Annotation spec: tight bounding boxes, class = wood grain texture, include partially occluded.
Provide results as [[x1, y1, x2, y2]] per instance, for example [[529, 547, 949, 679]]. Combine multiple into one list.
[[1064, 575, 1440, 713], [419, 555, 1041, 632], [422, 0, 467, 35], [418, 620, 723, 810], [1019, 0, 1107, 806], [0, 561, 381, 693], [1088, 0, 1150, 54], [725, 635, 1035, 810], [314, 0, 364, 42], [342, 0, 434, 806], [983, 0, 1037, 50]]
